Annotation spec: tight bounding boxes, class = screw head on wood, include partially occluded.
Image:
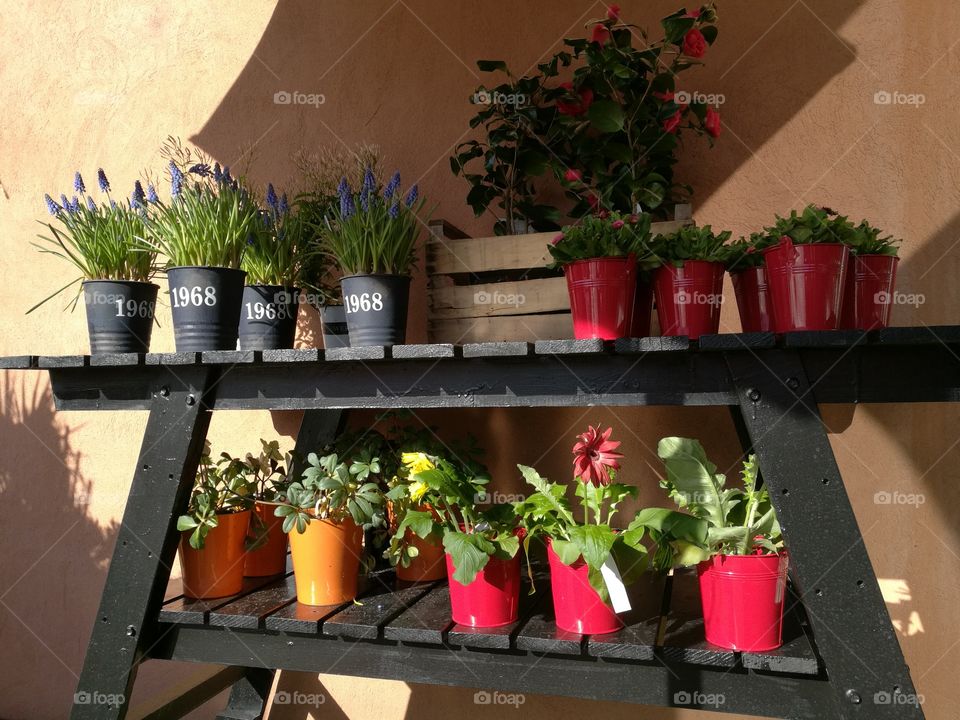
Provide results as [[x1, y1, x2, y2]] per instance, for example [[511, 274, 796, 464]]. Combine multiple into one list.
[[747, 389, 761, 402], [159, 386, 170, 397], [185, 394, 196, 406], [845, 689, 861, 704], [125, 625, 137, 637], [786, 377, 800, 389]]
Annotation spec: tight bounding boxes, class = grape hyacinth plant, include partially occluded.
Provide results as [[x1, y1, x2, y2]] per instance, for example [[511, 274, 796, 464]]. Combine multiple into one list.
[[241, 183, 310, 287]]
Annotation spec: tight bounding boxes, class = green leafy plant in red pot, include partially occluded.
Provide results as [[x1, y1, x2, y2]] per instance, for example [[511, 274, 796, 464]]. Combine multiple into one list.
[[651, 225, 730, 339], [516, 426, 700, 635], [761, 206, 855, 332], [656, 438, 787, 652], [548, 212, 655, 339], [840, 220, 901, 330], [399, 451, 521, 627], [725, 232, 776, 333], [238, 439, 293, 577], [176, 443, 254, 599]]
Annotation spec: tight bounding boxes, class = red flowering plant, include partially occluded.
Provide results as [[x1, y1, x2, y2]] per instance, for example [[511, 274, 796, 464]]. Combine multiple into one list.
[[534, 4, 722, 218], [546, 211, 655, 270], [515, 426, 704, 599]]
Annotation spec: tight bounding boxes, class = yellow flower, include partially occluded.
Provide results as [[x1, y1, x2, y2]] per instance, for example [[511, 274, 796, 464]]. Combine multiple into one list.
[[409, 479, 429, 502], [401, 452, 435, 475]]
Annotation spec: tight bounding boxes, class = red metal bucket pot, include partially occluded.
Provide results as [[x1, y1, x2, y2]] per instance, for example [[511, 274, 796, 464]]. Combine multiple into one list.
[[547, 541, 623, 635], [840, 254, 899, 330], [630, 277, 654, 337], [762, 239, 849, 332], [564, 257, 637, 340], [445, 552, 521, 627], [653, 261, 725, 340], [697, 553, 788, 651], [731, 266, 774, 333]]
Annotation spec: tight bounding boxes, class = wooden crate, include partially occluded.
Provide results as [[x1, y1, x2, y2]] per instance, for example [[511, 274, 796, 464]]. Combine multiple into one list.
[[427, 206, 693, 343]]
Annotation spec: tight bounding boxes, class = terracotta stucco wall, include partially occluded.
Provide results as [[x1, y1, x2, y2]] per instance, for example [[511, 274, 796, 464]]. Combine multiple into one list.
[[1, 2, 958, 719]]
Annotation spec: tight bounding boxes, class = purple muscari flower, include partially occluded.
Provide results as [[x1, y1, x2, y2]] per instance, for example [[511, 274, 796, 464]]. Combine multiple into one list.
[[338, 177, 355, 218], [222, 166, 233, 185], [132, 180, 146, 207], [60, 194, 71, 213], [213, 163, 223, 183], [45, 194, 60, 215], [74, 172, 86, 194], [388, 197, 400, 219], [97, 168, 110, 192], [246, 232, 255, 246], [383, 171, 401, 200], [147, 184, 159, 203], [169, 161, 184, 198], [110, 200, 117, 209], [266, 183, 279, 211], [188, 163, 212, 177], [404, 184, 419, 207], [70, 196, 81, 213], [279, 193, 289, 215], [361, 166, 376, 194], [86, 196, 97, 211]]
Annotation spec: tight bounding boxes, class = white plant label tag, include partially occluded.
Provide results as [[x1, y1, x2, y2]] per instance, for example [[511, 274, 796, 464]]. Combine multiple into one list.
[[601, 555, 631, 613]]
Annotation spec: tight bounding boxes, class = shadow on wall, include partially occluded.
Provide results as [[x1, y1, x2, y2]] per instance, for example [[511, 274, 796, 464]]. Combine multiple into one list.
[[0, 375, 117, 719]]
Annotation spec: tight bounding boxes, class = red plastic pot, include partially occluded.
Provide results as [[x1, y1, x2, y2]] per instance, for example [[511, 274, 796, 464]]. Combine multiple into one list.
[[564, 257, 637, 340], [731, 267, 774, 333], [762, 239, 850, 332], [653, 260, 724, 340], [697, 553, 789, 651], [546, 541, 623, 635], [840, 254, 899, 330], [445, 552, 521, 627], [630, 277, 654, 337]]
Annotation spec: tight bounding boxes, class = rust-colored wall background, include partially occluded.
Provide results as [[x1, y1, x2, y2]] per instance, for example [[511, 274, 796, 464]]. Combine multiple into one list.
[[2, 1, 959, 718]]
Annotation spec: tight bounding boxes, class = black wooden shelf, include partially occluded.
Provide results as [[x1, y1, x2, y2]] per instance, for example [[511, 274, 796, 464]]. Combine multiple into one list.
[[4, 327, 939, 720]]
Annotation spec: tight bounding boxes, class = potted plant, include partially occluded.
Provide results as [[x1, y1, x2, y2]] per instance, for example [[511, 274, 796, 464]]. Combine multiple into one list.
[[725, 232, 776, 333], [762, 206, 853, 332], [656, 437, 787, 651], [30, 170, 160, 353], [274, 445, 386, 606], [147, 140, 263, 351], [176, 443, 253, 599], [840, 220, 901, 330], [516, 426, 697, 634], [651, 225, 731, 339], [399, 451, 521, 627], [450, 61, 560, 235], [324, 168, 425, 346], [548, 212, 654, 340], [238, 185, 309, 350], [239, 439, 292, 577]]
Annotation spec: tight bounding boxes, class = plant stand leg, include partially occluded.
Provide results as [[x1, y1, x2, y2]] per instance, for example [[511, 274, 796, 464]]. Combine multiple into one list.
[[71, 367, 218, 720], [215, 668, 274, 720], [726, 350, 924, 720]]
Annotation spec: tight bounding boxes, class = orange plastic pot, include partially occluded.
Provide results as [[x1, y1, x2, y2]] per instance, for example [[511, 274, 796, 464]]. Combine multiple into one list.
[[244, 501, 288, 577], [288, 516, 363, 605], [397, 532, 447, 582], [179, 510, 250, 599]]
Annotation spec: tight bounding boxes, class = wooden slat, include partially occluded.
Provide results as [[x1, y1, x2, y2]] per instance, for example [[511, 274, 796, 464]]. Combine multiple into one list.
[[145, 352, 200, 365], [263, 599, 349, 634], [781, 330, 866, 348], [428, 277, 568, 319], [430, 314, 572, 344], [89, 353, 144, 367], [614, 337, 690, 353], [534, 339, 606, 355], [382, 584, 453, 644], [159, 574, 280, 625], [323, 581, 436, 640], [428, 218, 471, 241], [391, 344, 459, 360], [586, 573, 666, 661], [873, 325, 960, 346], [462, 342, 533, 358], [208, 574, 297, 629], [326, 346, 387, 361], [0, 355, 37, 369], [698, 333, 776, 352], [446, 582, 539, 650], [514, 593, 584, 655], [659, 570, 736, 667], [38, 355, 88, 368], [741, 588, 820, 675], [200, 350, 256, 364], [262, 348, 322, 363]]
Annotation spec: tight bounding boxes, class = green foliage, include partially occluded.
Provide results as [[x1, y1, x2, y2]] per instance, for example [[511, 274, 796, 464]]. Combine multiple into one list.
[[176, 442, 255, 550], [724, 231, 776, 272], [767, 205, 857, 246], [655, 437, 783, 564], [451, 61, 561, 234], [547, 212, 654, 269], [242, 202, 313, 286], [846, 219, 901, 256], [651, 224, 732, 268]]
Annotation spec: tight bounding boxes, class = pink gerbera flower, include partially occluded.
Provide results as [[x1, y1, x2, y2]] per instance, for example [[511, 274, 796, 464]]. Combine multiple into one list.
[[572, 425, 623, 486]]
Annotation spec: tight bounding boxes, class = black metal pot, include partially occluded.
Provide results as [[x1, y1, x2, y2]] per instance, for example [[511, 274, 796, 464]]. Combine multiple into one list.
[[238, 285, 299, 350], [340, 274, 410, 346], [167, 266, 245, 351], [319, 304, 350, 349], [82, 280, 158, 354]]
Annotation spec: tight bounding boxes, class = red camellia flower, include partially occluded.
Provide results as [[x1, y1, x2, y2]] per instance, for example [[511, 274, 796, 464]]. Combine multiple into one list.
[[664, 110, 683, 134], [683, 28, 707, 58], [653, 90, 676, 102], [607, 4, 621, 20], [705, 106, 721, 138], [564, 168, 583, 182], [686, 8, 702, 18], [556, 82, 595, 116], [612, 219, 625, 229], [572, 426, 623, 486], [587, 193, 600, 209], [591, 23, 611, 44]]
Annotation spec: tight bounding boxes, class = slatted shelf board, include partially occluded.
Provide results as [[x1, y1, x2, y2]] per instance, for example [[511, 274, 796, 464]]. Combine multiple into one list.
[[155, 567, 820, 677]]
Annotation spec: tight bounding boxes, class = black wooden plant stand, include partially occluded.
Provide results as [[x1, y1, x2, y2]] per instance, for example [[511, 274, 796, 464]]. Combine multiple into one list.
[[6, 326, 950, 720]]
